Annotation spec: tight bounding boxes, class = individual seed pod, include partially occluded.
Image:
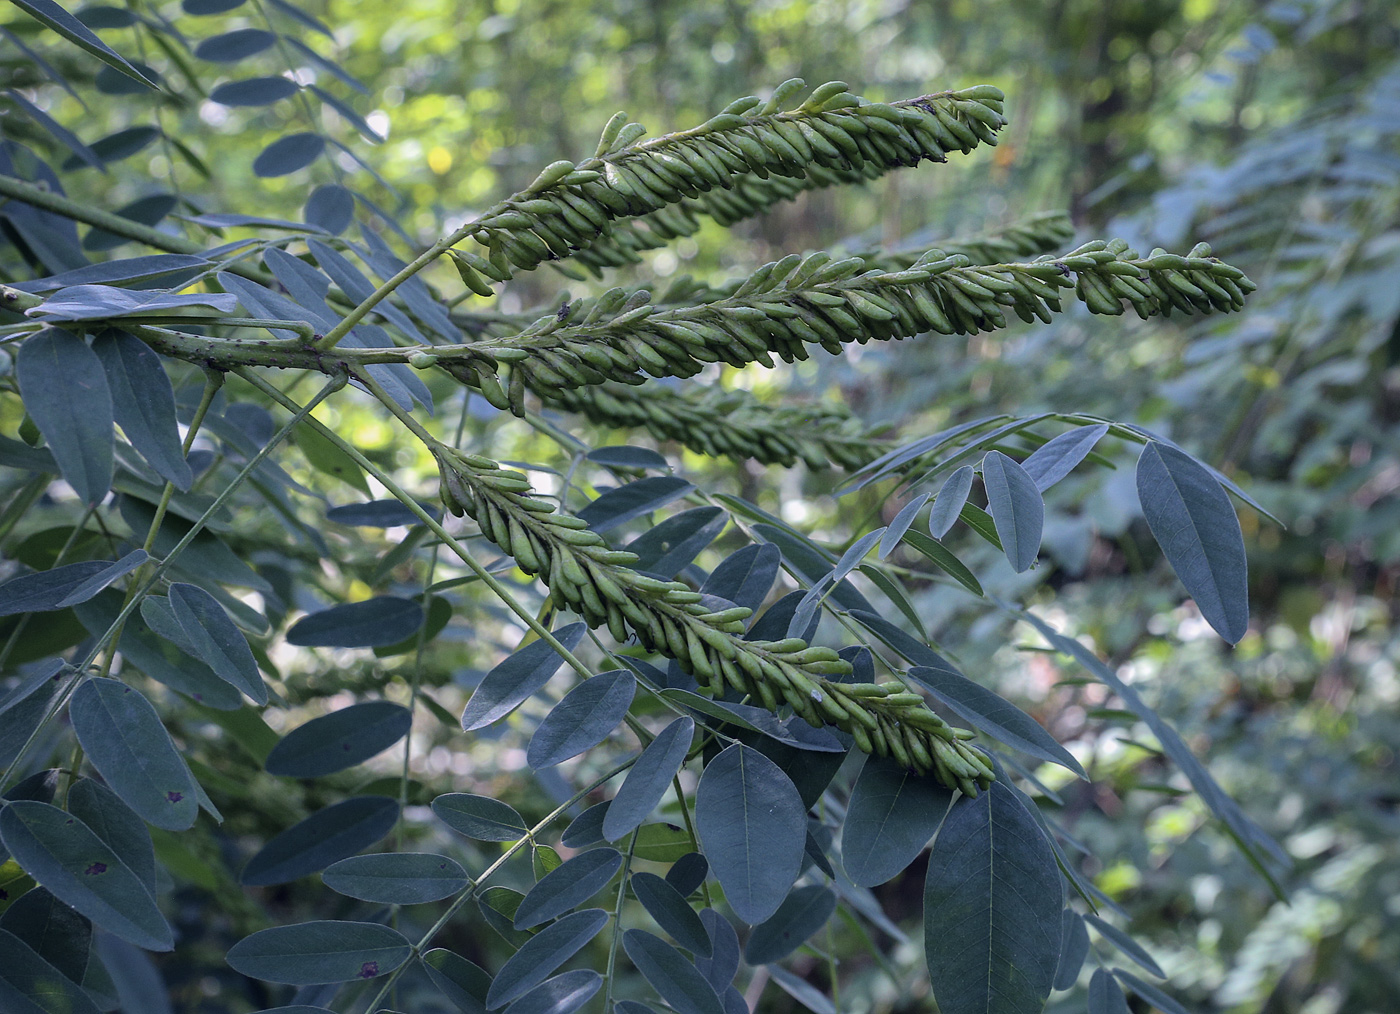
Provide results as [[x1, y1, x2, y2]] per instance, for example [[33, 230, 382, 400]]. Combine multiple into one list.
[[507, 368, 526, 416]]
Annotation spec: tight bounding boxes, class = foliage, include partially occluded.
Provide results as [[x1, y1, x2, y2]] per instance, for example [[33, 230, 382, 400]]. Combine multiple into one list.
[[3, 2, 1393, 1014]]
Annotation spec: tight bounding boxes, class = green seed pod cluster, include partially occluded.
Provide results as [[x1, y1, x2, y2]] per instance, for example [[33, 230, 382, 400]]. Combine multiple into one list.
[[540, 382, 887, 471], [446, 80, 1009, 293], [435, 240, 1254, 414], [432, 443, 995, 793]]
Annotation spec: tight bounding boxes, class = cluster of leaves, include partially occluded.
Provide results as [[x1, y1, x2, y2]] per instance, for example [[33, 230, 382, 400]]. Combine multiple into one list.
[[0, 3, 1299, 1014]]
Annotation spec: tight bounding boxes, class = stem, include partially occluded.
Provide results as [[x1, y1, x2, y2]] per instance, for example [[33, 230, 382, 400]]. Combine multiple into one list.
[[602, 834, 638, 1014]]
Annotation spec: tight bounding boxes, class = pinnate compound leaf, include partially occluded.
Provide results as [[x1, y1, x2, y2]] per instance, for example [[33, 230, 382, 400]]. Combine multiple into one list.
[[514, 848, 623, 929], [322, 852, 468, 905], [981, 451, 1043, 573], [226, 920, 410, 984], [485, 909, 609, 1008], [69, 677, 198, 831], [253, 133, 325, 177], [168, 583, 265, 703], [422, 948, 492, 1014], [1135, 442, 1249, 643], [433, 793, 528, 842], [923, 782, 1062, 1014], [504, 970, 602, 1014], [631, 872, 710, 956], [527, 670, 635, 769], [1052, 910, 1089, 991], [695, 744, 805, 925], [462, 623, 586, 731], [743, 884, 836, 965], [0, 926, 103, 1014], [16, 329, 113, 505], [240, 797, 398, 885], [908, 664, 1087, 779], [9, 0, 157, 88], [603, 717, 694, 842], [1088, 968, 1131, 1014], [622, 930, 725, 1014], [286, 597, 424, 649], [841, 755, 954, 887], [928, 465, 975, 539], [92, 330, 192, 490], [1022, 423, 1110, 491], [0, 801, 172, 950], [265, 701, 412, 777], [1083, 914, 1165, 978]]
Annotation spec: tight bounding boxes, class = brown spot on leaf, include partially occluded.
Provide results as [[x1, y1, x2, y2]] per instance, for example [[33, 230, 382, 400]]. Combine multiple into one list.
[[358, 961, 379, 978], [85, 862, 107, 875], [167, 791, 183, 803]]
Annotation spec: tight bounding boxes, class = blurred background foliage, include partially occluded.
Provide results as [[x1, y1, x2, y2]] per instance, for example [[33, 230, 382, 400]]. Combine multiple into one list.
[[4, 0, 1399, 1011]]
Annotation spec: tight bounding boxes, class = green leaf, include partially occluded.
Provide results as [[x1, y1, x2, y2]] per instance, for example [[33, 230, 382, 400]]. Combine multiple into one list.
[[743, 884, 836, 965], [0, 801, 171, 951], [1021, 423, 1109, 491], [264, 701, 412, 777], [69, 677, 198, 831], [1083, 914, 1165, 979], [695, 744, 805, 925], [1113, 970, 1191, 1014], [923, 783, 1062, 1014], [700, 543, 781, 613], [788, 527, 885, 636], [92, 330, 192, 491], [849, 610, 951, 671], [253, 133, 326, 178], [767, 964, 836, 1014], [305, 183, 354, 234], [514, 848, 623, 929], [841, 756, 954, 888], [1135, 442, 1249, 643], [0, 554, 144, 617], [286, 597, 424, 649], [225, 920, 411, 984], [168, 584, 265, 703], [321, 852, 468, 905], [193, 28, 275, 62], [432, 793, 528, 842], [210, 75, 300, 106], [240, 797, 399, 886], [603, 717, 694, 842], [957, 503, 1003, 550], [422, 948, 492, 1014], [587, 445, 668, 470], [693, 910, 740, 993], [928, 465, 976, 538], [899, 530, 984, 596], [622, 929, 725, 1014], [624, 507, 726, 578], [527, 670, 635, 769], [855, 563, 927, 634], [908, 664, 1087, 778], [293, 421, 370, 493], [67, 778, 156, 894], [577, 477, 693, 533], [1052, 910, 1089, 990], [9, 0, 157, 89], [879, 493, 931, 559], [629, 822, 695, 862], [461, 624, 586, 731], [485, 909, 609, 1008], [503, 970, 602, 1014], [981, 451, 1043, 573], [631, 872, 710, 956], [665, 852, 708, 897], [1088, 968, 1131, 1014], [0, 926, 103, 1014], [0, 887, 90, 983], [16, 329, 113, 505]]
